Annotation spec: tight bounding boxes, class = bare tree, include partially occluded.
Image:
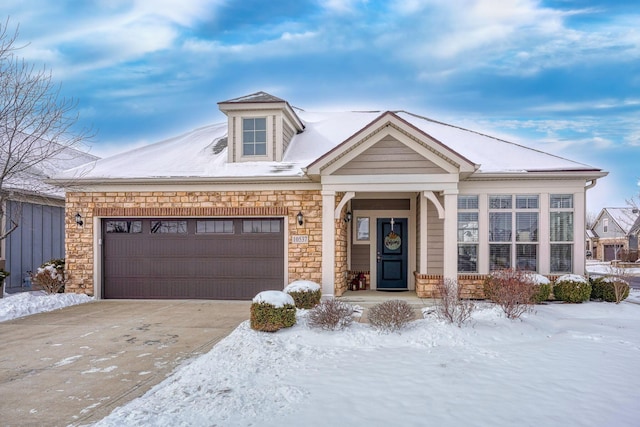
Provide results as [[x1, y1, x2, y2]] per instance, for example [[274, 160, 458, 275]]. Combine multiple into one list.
[[0, 18, 92, 241]]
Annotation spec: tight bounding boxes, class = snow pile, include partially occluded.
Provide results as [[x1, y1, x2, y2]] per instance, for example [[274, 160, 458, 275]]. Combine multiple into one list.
[[556, 274, 589, 283], [252, 290, 295, 307], [531, 273, 551, 285], [283, 280, 321, 293], [94, 299, 640, 427], [0, 291, 93, 322]]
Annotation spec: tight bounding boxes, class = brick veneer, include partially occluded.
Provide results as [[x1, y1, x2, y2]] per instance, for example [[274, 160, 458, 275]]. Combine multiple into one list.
[[65, 190, 323, 296]]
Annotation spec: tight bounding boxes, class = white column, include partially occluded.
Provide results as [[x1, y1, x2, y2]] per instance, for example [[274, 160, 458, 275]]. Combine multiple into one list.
[[322, 190, 336, 297], [574, 190, 586, 275], [443, 189, 459, 282], [419, 193, 428, 274]]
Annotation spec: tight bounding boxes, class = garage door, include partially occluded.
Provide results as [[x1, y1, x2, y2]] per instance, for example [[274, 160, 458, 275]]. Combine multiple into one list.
[[102, 218, 284, 299]]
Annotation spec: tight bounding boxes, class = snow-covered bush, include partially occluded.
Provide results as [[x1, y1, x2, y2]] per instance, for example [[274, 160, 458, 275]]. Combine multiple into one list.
[[590, 276, 629, 303], [433, 278, 475, 327], [283, 280, 322, 309], [31, 258, 66, 294], [483, 269, 536, 319], [250, 291, 296, 332], [531, 274, 552, 304], [553, 275, 591, 303], [307, 298, 354, 330], [368, 300, 414, 332]]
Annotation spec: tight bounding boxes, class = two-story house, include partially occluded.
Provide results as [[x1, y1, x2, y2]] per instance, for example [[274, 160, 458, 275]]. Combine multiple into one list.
[[590, 207, 640, 261]]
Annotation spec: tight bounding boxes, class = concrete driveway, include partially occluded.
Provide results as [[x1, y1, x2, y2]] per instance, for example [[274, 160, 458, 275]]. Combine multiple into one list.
[[0, 300, 250, 426]]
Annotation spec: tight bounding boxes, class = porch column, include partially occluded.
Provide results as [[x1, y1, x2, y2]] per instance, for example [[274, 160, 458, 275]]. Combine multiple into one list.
[[322, 190, 336, 297], [443, 189, 459, 282]]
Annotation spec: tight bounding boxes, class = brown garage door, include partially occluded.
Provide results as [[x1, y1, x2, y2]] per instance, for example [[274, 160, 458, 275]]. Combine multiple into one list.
[[102, 218, 284, 299]]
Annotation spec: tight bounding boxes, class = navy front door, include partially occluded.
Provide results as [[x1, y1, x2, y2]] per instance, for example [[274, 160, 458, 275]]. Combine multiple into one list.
[[376, 218, 408, 290]]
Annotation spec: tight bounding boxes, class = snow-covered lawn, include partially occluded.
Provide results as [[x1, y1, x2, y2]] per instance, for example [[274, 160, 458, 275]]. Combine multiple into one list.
[[92, 297, 640, 427], [3, 282, 640, 427], [0, 290, 92, 322]]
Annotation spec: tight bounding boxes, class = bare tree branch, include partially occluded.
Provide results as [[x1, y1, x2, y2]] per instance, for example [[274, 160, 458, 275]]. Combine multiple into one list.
[[0, 17, 94, 241]]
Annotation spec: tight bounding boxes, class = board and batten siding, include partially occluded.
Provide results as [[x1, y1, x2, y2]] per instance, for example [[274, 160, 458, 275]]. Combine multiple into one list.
[[4, 200, 65, 291], [333, 136, 446, 175]]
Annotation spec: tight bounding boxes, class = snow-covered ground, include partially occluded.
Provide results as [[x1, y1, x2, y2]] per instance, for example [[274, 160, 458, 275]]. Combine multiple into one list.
[[0, 290, 92, 322], [2, 273, 640, 427]]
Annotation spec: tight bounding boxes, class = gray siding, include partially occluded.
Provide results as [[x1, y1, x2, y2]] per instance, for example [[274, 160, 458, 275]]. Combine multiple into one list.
[[334, 136, 445, 175], [595, 212, 625, 238], [4, 200, 65, 292]]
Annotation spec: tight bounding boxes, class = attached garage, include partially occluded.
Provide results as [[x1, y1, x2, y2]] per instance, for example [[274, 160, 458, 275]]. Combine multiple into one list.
[[102, 218, 284, 299]]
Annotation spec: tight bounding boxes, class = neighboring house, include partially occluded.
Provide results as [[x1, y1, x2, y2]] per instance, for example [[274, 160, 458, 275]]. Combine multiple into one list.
[[1, 143, 98, 293], [590, 207, 640, 261], [53, 92, 607, 300]]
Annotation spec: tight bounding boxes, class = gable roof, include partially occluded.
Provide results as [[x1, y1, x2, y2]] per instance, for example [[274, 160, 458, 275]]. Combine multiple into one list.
[[595, 207, 640, 235], [54, 97, 606, 184], [218, 91, 286, 104]]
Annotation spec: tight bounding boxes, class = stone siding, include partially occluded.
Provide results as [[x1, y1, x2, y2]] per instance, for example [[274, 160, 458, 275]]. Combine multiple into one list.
[[414, 273, 488, 299], [65, 190, 323, 296]]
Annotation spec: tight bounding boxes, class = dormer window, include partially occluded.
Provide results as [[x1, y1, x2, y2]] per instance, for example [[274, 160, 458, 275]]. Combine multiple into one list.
[[218, 91, 305, 163], [243, 117, 267, 156]]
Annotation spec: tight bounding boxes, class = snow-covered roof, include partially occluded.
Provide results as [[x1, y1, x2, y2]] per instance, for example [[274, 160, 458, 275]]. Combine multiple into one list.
[[56, 105, 603, 182], [2, 136, 99, 199], [601, 207, 640, 235]]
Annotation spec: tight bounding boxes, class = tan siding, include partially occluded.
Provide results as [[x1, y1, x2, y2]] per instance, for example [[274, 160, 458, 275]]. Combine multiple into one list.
[[427, 195, 444, 274], [334, 136, 446, 175], [283, 122, 294, 154], [351, 244, 370, 270]]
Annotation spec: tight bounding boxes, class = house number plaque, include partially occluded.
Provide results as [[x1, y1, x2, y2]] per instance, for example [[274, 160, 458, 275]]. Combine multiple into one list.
[[292, 235, 309, 244]]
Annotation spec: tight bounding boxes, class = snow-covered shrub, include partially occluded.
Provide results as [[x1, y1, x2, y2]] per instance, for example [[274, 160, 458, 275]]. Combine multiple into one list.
[[250, 291, 296, 332], [31, 258, 66, 294], [531, 274, 552, 304], [590, 277, 629, 303], [283, 280, 322, 309], [307, 298, 354, 330], [483, 269, 536, 319], [433, 278, 475, 327], [368, 300, 414, 332], [553, 275, 591, 303]]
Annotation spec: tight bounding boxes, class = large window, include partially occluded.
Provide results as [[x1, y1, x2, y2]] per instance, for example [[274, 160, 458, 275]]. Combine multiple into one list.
[[458, 195, 478, 272], [242, 117, 267, 156], [489, 195, 539, 271], [550, 194, 573, 273]]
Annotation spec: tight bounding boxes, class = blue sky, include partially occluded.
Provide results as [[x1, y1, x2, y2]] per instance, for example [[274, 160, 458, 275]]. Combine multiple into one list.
[[5, 0, 639, 212]]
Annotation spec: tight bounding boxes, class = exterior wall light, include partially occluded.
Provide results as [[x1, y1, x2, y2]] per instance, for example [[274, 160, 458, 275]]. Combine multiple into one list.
[[75, 213, 84, 227], [345, 211, 352, 223], [296, 212, 304, 226]]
